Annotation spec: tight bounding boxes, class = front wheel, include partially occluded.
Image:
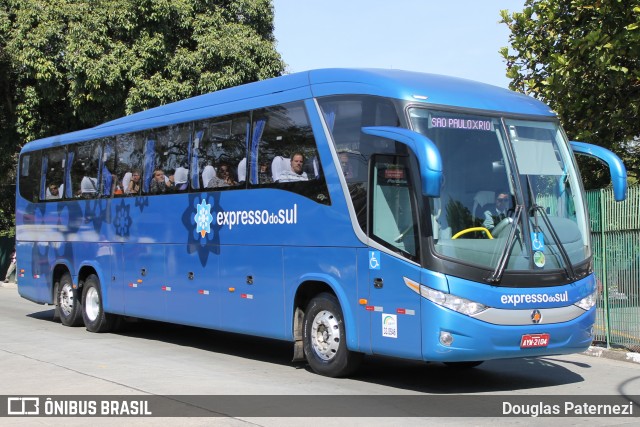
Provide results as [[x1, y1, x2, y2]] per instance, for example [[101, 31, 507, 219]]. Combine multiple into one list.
[[303, 292, 362, 377], [55, 272, 83, 326], [82, 274, 120, 333]]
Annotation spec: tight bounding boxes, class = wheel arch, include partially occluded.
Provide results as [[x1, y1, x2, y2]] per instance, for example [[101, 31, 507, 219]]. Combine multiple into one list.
[[76, 263, 106, 303], [291, 274, 359, 352]]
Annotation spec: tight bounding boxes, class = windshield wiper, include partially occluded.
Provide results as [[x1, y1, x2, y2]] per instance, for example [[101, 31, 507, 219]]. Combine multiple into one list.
[[531, 204, 577, 281], [487, 205, 523, 284]]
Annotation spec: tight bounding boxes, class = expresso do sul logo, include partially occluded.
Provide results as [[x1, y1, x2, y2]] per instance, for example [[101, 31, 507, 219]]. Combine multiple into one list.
[[194, 199, 299, 237]]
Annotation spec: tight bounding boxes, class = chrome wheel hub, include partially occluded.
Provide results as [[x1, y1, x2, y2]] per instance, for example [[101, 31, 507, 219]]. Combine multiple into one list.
[[59, 283, 75, 316], [85, 287, 100, 322], [311, 310, 341, 361]]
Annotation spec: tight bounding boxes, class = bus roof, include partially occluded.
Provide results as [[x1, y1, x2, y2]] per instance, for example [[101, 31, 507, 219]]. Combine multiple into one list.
[[21, 68, 555, 152]]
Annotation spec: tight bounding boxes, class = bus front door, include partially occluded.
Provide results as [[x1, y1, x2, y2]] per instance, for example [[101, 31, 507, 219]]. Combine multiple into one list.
[[366, 249, 422, 359]]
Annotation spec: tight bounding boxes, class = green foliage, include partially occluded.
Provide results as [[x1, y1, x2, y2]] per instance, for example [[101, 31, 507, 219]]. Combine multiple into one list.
[[0, 0, 284, 235], [500, 0, 640, 189]]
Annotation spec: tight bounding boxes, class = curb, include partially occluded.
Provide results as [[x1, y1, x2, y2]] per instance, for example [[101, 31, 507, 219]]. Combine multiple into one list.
[[2, 280, 639, 365], [583, 346, 640, 365]]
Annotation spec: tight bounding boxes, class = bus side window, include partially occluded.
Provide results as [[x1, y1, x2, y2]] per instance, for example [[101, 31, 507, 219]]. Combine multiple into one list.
[[18, 151, 42, 203], [68, 141, 101, 198], [116, 132, 145, 196], [253, 101, 330, 205], [193, 113, 249, 191], [43, 147, 66, 201], [100, 137, 123, 197], [147, 123, 190, 195], [318, 95, 402, 228]]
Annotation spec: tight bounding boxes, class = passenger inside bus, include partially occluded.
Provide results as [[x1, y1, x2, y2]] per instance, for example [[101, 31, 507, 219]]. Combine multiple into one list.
[[45, 183, 62, 200], [258, 160, 273, 184], [277, 152, 308, 182], [111, 174, 124, 195], [206, 163, 237, 188], [126, 170, 141, 195], [149, 169, 173, 194]]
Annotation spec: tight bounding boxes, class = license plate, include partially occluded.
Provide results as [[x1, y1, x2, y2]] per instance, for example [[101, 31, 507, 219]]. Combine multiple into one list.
[[520, 333, 550, 348]]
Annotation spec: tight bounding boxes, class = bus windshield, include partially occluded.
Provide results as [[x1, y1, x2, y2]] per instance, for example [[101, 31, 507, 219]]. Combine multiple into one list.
[[409, 108, 590, 275]]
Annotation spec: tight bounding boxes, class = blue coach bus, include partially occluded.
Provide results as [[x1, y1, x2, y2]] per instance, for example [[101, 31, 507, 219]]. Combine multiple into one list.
[[16, 69, 627, 377]]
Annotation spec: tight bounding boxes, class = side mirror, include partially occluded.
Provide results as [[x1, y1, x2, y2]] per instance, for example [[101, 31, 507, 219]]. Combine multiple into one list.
[[361, 126, 443, 197], [570, 141, 627, 201]]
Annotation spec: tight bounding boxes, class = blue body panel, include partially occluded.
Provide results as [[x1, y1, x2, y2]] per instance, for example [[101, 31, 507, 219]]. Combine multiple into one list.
[[16, 68, 598, 364]]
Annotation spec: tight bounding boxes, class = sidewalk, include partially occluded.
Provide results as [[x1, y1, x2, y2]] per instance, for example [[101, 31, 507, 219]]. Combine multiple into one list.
[[584, 345, 640, 365], [2, 279, 639, 365], [0, 279, 16, 289]]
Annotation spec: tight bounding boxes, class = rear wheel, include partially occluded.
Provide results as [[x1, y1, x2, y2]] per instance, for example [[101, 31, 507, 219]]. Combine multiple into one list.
[[303, 292, 362, 377], [55, 273, 83, 326], [82, 274, 120, 333]]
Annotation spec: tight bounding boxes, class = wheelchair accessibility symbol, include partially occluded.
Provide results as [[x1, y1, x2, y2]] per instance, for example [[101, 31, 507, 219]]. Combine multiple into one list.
[[369, 251, 381, 270], [531, 232, 545, 251]]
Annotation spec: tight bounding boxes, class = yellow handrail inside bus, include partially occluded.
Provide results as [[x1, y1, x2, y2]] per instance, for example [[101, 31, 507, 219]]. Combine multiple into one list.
[[452, 227, 494, 239]]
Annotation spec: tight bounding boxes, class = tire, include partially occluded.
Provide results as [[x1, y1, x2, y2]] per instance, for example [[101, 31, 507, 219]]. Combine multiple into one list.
[[303, 292, 362, 377], [443, 361, 484, 369], [55, 272, 83, 326], [81, 274, 120, 333]]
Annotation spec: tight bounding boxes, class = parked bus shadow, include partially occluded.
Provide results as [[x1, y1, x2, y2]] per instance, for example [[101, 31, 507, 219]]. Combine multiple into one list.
[[350, 355, 585, 393], [28, 309, 586, 393], [27, 308, 56, 321], [117, 319, 294, 368]]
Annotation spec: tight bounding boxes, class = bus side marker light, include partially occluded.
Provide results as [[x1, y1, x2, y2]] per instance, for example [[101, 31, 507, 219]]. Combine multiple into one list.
[[359, 299, 368, 305], [137, 279, 143, 283], [228, 287, 235, 292]]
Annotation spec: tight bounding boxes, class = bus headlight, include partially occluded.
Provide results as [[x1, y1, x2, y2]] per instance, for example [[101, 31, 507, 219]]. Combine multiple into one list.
[[574, 290, 597, 311], [420, 285, 487, 316]]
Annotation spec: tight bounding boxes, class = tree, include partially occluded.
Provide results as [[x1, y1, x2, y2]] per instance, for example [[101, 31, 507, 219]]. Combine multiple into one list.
[[500, 1, 640, 188], [0, 0, 285, 235]]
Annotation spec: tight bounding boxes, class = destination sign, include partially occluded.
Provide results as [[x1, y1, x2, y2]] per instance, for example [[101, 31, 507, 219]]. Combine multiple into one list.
[[430, 117, 494, 131]]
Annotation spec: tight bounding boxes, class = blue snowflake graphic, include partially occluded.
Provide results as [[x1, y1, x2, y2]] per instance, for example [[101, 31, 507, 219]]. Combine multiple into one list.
[[194, 199, 213, 238]]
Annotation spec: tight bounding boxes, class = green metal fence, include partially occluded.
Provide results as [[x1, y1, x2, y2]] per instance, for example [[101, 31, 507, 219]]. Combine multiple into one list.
[[587, 185, 640, 351]]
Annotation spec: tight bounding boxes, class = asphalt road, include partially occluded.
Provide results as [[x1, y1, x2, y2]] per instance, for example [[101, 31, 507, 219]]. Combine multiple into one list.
[[1, 284, 639, 426]]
